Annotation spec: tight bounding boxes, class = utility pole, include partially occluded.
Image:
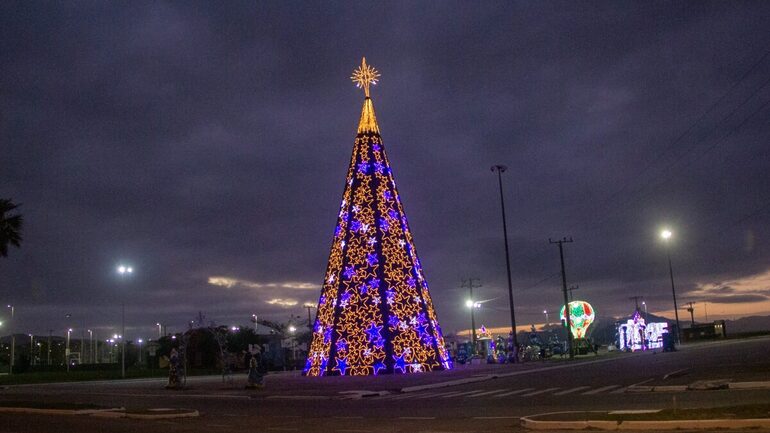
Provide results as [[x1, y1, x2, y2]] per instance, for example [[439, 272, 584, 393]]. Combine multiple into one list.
[[629, 296, 643, 312], [461, 278, 482, 354], [568, 285, 579, 301], [686, 302, 695, 326], [47, 330, 52, 366], [7, 305, 14, 375], [305, 305, 315, 331], [491, 165, 519, 360], [550, 237, 574, 359]]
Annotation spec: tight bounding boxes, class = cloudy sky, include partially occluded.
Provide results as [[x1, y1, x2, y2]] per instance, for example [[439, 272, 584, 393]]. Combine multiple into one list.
[[2, 2, 769, 340]]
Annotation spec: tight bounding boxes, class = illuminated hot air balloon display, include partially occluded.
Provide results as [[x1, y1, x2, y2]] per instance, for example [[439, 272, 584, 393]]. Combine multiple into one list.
[[560, 300, 595, 339]]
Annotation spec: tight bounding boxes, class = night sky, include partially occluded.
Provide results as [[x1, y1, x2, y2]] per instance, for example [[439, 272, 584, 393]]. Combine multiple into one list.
[[2, 2, 770, 340]]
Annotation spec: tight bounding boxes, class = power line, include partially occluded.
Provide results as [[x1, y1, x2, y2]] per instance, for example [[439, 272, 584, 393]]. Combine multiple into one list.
[[591, 49, 770, 216], [572, 49, 770, 234]]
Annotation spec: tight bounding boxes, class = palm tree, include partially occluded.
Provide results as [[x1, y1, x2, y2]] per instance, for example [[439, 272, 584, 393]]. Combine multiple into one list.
[[0, 199, 23, 257]]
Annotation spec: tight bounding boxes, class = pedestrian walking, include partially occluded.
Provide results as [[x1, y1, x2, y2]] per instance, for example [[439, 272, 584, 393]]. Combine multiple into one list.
[[245, 347, 265, 389]]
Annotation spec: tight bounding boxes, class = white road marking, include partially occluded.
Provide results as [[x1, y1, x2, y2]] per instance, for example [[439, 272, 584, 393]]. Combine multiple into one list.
[[582, 385, 621, 395], [494, 388, 535, 397], [609, 386, 629, 394], [520, 387, 560, 396], [266, 395, 331, 400], [441, 390, 484, 398], [552, 386, 591, 396], [434, 390, 474, 398], [415, 391, 461, 399], [630, 378, 655, 387], [399, 416, 435, 420], [464, 389, 507, 397], [473, 416, 520, 419], [386, 393, 415, 400]]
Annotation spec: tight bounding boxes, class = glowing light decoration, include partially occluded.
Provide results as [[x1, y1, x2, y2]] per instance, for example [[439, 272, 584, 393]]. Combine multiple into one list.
[[559, 300, 595, 339], [304, 59, 452, 376], [617, 310, 669, 351]]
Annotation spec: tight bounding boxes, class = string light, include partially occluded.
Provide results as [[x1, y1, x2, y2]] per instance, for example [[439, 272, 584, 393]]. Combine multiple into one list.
[[304, 59, 452, 376]]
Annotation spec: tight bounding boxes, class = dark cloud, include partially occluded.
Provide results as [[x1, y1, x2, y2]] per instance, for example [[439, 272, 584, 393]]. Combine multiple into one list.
[[713, 286, 736, 294], [2, 2, 770, 338], [706, 294, 769, 304]]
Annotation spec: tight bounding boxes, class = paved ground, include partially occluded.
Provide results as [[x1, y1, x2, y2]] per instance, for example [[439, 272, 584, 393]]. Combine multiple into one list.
[[1, 336, 769, 432]]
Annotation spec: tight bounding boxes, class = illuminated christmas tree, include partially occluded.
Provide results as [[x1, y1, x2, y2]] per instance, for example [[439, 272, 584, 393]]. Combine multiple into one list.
[[304, 59, 452, 376]]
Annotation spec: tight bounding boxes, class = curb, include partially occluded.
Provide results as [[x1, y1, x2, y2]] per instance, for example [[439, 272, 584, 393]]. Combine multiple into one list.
[[728, 381, 770, 390], [90, 409, 200, 419], [0, 406, 199, 420], [521, 412, 770, 431], [0, 406, 124, 416]]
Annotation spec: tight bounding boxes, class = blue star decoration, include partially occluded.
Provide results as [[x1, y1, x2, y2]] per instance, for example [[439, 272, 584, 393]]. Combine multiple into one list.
[[366, 322, 384, 346], [335, 357, 348, 376], [393, 353, 408, 374], [372, 360, 386, 375]]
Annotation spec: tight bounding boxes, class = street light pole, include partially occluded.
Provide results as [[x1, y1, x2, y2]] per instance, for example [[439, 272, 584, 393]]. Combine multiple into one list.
[[491, 165, 518, 360], [121, 303, 125, 377], [66, 328, 72, 372], [543, 310, 549, 328], [7, 305, 14, 374], [117, 265, 133, 378], [661, 230, 682, 344]]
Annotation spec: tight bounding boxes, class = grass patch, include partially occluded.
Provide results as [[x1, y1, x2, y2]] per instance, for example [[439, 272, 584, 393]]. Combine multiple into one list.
[[536, 404, 770, 422]]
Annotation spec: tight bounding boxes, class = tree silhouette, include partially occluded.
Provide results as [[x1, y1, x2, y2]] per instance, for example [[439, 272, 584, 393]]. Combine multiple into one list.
[[0, 199, 23, 257]]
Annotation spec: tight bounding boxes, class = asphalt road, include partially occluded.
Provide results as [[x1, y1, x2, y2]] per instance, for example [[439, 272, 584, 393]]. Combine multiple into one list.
[[1, 337, 769, 432]]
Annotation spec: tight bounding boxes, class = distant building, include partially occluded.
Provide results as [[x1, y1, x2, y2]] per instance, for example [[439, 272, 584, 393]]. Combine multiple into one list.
[[682, 320, 726, 341]]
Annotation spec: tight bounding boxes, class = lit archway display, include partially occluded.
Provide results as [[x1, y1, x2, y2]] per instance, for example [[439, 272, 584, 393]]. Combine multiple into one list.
[[303, 59, 452, 376], [560, 300, 595, 339]]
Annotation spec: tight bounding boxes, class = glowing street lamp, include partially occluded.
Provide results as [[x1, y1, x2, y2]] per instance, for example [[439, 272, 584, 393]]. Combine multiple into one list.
[[660, 229, 681, 344], [156, 323, 162, 338], [543, 310, 549, 327], [137, 338, 143, 365]]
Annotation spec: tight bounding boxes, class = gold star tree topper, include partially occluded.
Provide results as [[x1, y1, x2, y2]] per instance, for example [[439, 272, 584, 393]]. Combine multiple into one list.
[[351, 57, 380, 98]]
